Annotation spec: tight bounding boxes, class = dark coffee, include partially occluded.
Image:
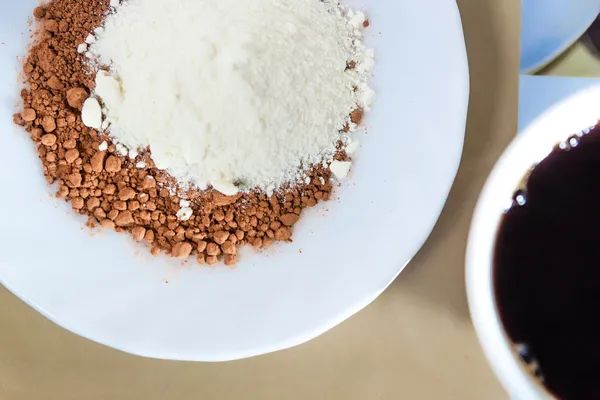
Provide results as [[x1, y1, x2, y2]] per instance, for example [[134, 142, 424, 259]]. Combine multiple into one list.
[[495, 124, 600, 400]]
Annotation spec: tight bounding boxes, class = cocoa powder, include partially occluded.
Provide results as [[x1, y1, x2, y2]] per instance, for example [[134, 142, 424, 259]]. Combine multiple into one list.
[[14, 0, 357, 265]]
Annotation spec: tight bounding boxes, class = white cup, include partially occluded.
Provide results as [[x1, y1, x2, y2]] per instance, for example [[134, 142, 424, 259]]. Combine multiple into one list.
[[466, 84, 600, 399]]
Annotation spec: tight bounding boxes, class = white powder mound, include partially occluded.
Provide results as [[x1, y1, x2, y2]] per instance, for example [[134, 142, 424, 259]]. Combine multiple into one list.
[[87, 0, 375, 195]]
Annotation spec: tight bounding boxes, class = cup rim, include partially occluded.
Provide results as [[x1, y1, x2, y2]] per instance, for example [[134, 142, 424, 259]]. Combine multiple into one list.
[[466, 83, 600, 400]]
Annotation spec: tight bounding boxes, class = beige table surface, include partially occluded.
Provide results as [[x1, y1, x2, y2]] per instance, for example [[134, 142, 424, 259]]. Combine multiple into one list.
[[0, 1, 520, 399], [540, 41, 600, 77]]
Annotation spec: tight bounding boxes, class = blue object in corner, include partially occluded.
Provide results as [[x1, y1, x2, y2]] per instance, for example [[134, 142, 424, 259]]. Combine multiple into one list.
[[520, 0, 600, 74]]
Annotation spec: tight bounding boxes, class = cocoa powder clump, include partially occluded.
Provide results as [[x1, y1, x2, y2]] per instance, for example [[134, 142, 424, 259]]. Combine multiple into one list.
[[66, 87, 88, 109], [33, 6, 46, 19], [21, 108, 36, 122], [15, 0, 345, 265]]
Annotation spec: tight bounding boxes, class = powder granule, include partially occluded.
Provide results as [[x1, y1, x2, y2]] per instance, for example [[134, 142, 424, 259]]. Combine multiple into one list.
[[86, 0, 375, 195]]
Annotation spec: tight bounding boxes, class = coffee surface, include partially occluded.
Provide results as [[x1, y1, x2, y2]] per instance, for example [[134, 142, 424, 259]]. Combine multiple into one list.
[[495, 124, 600, 400]]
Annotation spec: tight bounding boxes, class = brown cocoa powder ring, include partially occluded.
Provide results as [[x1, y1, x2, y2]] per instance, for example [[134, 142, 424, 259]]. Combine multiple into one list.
[[15, 0, 360, 265]]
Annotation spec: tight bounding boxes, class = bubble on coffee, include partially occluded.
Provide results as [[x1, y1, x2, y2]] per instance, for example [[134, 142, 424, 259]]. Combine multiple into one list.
[[514, 343, 545, 383]]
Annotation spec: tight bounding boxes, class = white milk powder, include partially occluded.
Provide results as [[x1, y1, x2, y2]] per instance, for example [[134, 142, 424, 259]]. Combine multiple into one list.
[[84, 0, 375, 195]]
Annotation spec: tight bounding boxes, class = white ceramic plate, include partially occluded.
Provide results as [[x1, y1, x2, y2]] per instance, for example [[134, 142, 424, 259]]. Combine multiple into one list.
[[0, 0, 468, 361], [521, 0, 600, 74]]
